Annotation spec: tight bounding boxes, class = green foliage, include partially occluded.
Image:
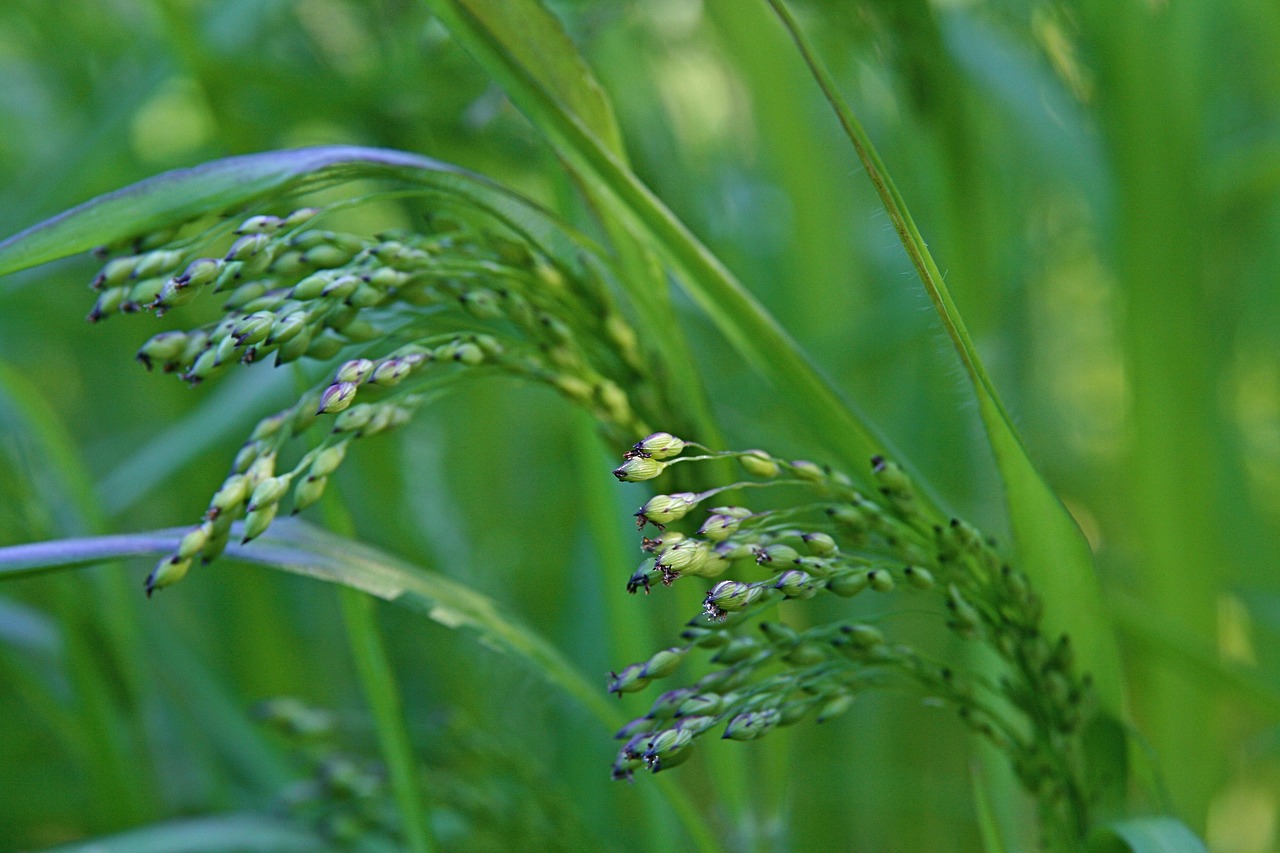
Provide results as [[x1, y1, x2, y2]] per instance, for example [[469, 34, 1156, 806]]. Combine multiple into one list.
[[0, 0, 1276, 851]]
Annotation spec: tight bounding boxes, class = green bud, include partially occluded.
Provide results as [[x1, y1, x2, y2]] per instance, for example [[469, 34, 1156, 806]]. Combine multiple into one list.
[[739, 450, 780, 478], [267, 311, 308, 345], [125, 277, 166, 310], [301, 243, 356, 269], [636, 492, 699, 528], [632, 432, 686, 460], [723, 708, 780, 741], [145, 554, 192, 596], [842, 623, 885, 649], [946, 584, 983, 636], [774, 569, 817, 599], [453, 342, 485, 365], [758, 621, 800, 648], [93, 257, 139, 289], [655, 539, 710, 581], [134, 249, 185, 279], [613, 456, 667, 482], [872, 455, 913, 496], [677, 693, 723, 717], [704, 580, 764, 618], [309, 443, 349, 477], [241, 502, 278, 543], [674, 715, 718, 736], [867, 569, 896, 593], [136, 331, 188, 370], [317, 382, 358, 415], [608, 663, 650, 696], [903, 565, 936, 590], [291, 270, 340, 300], [596, 381, 632, 424], [282, 207, 319, 228], [801, 532, 838, 556], [698, 514, 741, 541], [755, 543, 800, 565], [346, 282, 385, 309], [816, 693, 856, 723], [643, 728, 693, 762], [710, 505, 753, 520], [152, 277, 199, 313], [244, 453, 277, 488], [680, 625, 728, 649], [790, 460, 825, 482], [460, 288, 503, 319], [177, 521, 214, 560], [236, 215, 282, 235], [370, 358, 412, 386], [248, 476, 290, 512], [642, 647, 686, 679], [333, 403, 375, 434], [209, 474, 250, 516], [292, 475, 328, 513], [305, 332, 344, 360], [826, 571, 871, 598], [226, 233, 270, 262], [784, 642, 828, 666], [711, 637, 761, 665]]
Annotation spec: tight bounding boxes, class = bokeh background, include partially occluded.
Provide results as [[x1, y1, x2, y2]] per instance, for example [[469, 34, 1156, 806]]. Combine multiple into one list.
[[0, 0, 1278, 850]]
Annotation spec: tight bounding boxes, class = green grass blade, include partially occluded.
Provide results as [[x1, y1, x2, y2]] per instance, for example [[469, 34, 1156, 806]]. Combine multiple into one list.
[[763, 0, 1125, 715], [1088, 817, 1208, 853], [44, 814, 325, 853], [0, 521, 724, 852]]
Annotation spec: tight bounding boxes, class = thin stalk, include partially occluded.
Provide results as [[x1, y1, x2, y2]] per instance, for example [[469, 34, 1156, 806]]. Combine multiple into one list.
[[319, 475, 435, 852]]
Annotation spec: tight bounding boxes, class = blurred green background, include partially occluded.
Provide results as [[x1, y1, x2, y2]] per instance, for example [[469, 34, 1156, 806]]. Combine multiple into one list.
[[1, 0, 1278, 850]]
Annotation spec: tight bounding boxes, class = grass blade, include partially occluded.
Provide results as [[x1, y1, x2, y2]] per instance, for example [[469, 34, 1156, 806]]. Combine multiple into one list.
[[44, 814, 325, 853]]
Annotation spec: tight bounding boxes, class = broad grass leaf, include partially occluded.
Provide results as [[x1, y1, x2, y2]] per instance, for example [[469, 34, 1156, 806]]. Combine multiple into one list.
[[44, 814, 324, 853], [1088, 817, 1208, 853]]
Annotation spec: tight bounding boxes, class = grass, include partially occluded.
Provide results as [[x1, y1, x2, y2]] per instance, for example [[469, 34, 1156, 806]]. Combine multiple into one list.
[[0, 0, 1276, 850]]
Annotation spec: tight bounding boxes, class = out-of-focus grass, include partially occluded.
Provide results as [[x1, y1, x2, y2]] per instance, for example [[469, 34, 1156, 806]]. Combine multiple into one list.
[[0, 0, 1277, 850]]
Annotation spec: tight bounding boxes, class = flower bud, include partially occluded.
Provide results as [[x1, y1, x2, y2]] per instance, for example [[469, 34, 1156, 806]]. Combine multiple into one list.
[[871, 455, 913, 497], [642, 647, 686, 679], [784, 643, 827, 666], [232, 312, 275, 346], [790, 460, 825, 482], [236, 215, 282, 235], [867, 568, 896, 593], [774, 569, 817, 599], [754, 543, 800, 565], [248, 476, 290, 512], [453, 342, 485, 365], [460, 288, 503, 319], [333, 403, 376, 434], [723, 708, 780, 741], [655, 539, 710, 581], [677, 693, 723, 717], [292, 475, 328, 513], [632, 432, 686, 460], [903, 565, 936, 590], [816, 693, 856, 723], [758, 621, 800, 648], [145, 554, 192, 597], [241, 502, 278, 543], [613, 456, 667, 482], [801, 532, 838, 556], [711, 636, 760, 665], [841, 623, 884, 649], [636, 492, 699, 528], [177, 521, 214, 560], [607, 663, 650, 695], [370, 358, 412, 386], [704, 580, 764, 618], [698, 513, 741, 541], [317, 382, 358, 415], [826, 571, 871, 598], [309, 443, 349, 478], [739, 450, 779, 478], [136, 331, 188, 370], [208, 474, 250, 517], [226, 233, 270, 262]]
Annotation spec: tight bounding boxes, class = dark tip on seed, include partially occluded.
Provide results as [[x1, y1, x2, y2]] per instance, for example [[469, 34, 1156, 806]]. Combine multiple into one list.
[[871, 455, 886, 472]]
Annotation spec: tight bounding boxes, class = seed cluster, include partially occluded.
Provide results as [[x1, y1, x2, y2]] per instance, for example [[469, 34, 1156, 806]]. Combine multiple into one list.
[[607, 433, 1097, 844], [82, 201, 658, 594]]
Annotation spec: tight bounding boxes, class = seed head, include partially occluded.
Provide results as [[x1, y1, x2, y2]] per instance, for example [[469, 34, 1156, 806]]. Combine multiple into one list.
[[613, 456, 667, 482], [739, 450, 779, 478]]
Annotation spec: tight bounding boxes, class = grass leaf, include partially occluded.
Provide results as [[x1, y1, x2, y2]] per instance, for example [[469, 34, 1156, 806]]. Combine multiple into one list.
[[1088, 816, 1208, 853], [44, 813, 325, 853]]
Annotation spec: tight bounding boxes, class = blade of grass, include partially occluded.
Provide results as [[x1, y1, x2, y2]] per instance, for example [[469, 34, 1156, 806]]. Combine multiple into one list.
[[44, 813, 325, 853], [763, 0, 1125, 717], [0, 521, 725, 853]]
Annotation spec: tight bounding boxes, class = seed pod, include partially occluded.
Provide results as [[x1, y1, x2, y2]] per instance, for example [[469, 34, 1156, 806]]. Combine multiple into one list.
[[774, 569, 816, 599], [643, 728, 692, 762], [145, 554, 192, 597], [301, 243, 356, 269], [226, 233, 270, 262], [903, 565, 936, 590], [698, 513, 741, 541], [305, 332, 344, 360], [267, 311, 308, 345], [136, 331, 188, 370], [274, 327, 314, 365], [674, 715, 718, 736], [460, 288, 502, 319], [784, 642, 827, 666], [759, 621, 800, 648], [248, 476, 290, 512], [636, 492, 699, 528], [453, 342, 485, 365], [244, 453, 276, 489], [872, 455, 914, 497], [801, 532, 838, 556], [655, 539, 709, 580], [607, 663, 650, 695], [176, 522, 214, 560], [677, 693, 723, 717], [842, 623, 885, 649], [827, 571, 871, 598], [704, 580, 764, 614], [613, 456, 667, 482], [309, 443, 349, 478], [291, 270, 340, 300], [317, 383, 360, 418], [755, 543, 800, 565], [816, 693, 856, 723], [208, 474, 250, 517], [711, 637, 760, 665], [370, 358, 412, 386], [790, 460, 825, 482], [632, 432, 686, 460], [124, 277, 165, 310], [93, 257, 139, 289], [867, 569, 896, 593], [739, 450, 779, 478], [642, 647, 686, 679], [133, 249, 185, 279], [292, 475, 328, 513], [236, 214, 282, 235], [241, 503, 278, 543], [333, 403, 376, 434], [723, 708, 780, 741]]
